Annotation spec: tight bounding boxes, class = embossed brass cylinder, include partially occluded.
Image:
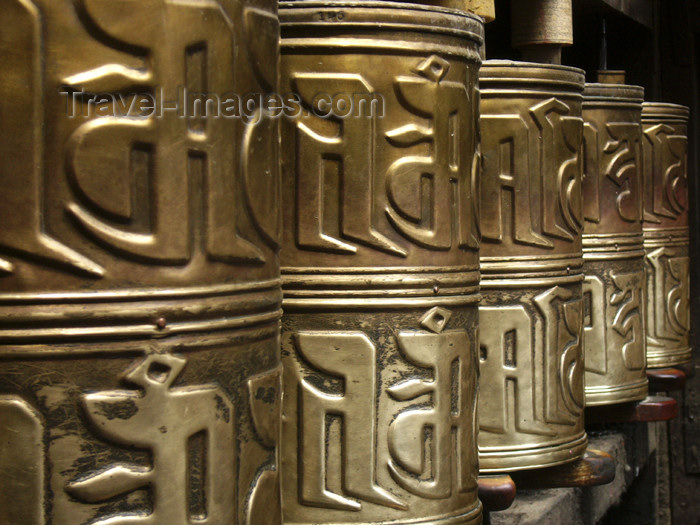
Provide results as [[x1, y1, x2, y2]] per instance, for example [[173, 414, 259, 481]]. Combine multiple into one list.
[[0, 2, 281, 524], [641, 103, 692, 368], [581, 83, 648, 406], [280, 3, 483, 523], [478, 61, 587, 472]]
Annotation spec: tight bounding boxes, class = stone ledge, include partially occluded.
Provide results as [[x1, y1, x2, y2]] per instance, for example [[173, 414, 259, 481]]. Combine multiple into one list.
[[489, 423, 661, 525]]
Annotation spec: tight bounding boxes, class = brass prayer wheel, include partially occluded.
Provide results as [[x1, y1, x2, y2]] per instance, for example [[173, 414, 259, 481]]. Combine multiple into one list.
[[478, 61, 587, 472], [280, 3, 483, 523], [0, 1, 281, 523], [581, 83, 648, 406], [641, 103, 692, 368]]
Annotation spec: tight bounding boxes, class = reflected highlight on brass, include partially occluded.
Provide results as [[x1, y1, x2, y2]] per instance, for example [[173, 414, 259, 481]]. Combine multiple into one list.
[[581, 83, 648, 406], [280, 2, 483, 523], [641, 103, 692, 368], [478, 61, 587, 472], [0, 0, 282, 523]]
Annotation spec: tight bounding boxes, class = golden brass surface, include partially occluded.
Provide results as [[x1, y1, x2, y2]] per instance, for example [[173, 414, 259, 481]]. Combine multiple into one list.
[[428, 0, 494, 21], [280, 3, 483, 523], [582, 83, 648, 406], [596, 71, 627, 85], [0, 1, 281, 523], [478, 61, 587, 472], [465, 0, 496, 21], [641, 103, 692, 368], [511, 0, 574, 47]]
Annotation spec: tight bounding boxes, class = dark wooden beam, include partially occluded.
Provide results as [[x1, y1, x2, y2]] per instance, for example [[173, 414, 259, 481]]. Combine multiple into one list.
[[598, 0, 653, 29]]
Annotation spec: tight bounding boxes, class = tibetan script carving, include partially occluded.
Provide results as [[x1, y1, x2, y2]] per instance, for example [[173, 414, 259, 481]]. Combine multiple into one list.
[[0, 396, 45, 525], [0, 0, 280, 286], [246, 367, 282, 525], [584, 269, 645, 378], [291, 307, 475, 511], [611, 271, 645, 370], [481, 98, 583, 248], [581, 84, 644, 233], [65, 0, 263, 265], [282, 305, 480, 522], [583, 121, 643, 226], [388, 307, 476, 499], [294, 332, 404, 511], [67, 354, 236, 524], [0, 0, 103, 278], [643, 123, 688, 224], [386, 55, 479, 251], [646, 248, 690, 344], [480, 286, 584, 439], [583, 275, 607, 374], [293, 73, 404, 256], [284, 52, 479, 266], [604, 123, 642, 223]]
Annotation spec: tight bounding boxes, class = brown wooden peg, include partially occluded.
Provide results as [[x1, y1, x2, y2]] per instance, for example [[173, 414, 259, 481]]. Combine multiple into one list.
[[585, 395, 678, 423], [647, 368, 687, 392], [478, 475, 516, 512], [509, 448, 616, 489]]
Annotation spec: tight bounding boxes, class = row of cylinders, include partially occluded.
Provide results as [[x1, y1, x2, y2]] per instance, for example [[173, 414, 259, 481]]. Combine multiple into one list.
[[0, 1, 690, 524]]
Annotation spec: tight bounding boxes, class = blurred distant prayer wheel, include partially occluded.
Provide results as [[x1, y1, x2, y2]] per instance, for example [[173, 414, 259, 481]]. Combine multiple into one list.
[[511, 0, 573, 64], [279, 2, 484, 523], [581, 83, 649, 406], [478, 61, 587, 472], [511, 0, 573, 47], [0, 1, 282, 523], [641, 103, 692, 369]]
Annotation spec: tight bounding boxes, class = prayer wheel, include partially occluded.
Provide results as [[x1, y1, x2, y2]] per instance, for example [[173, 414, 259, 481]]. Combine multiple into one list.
[[581, 83, 648, 406], [279, 2, 484, 523], [641, 103, 692, 369], [0, 1, 282, 523], [478, 61, 587, 472]]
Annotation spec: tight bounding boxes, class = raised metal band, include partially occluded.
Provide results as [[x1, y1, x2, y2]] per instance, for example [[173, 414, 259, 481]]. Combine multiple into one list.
[[585, 378, 650, 406], [279, 1, 484, 43], [647, 347, 693, 368], [479, 433, 588, 473], [480, 60, 585, 92], [583, 83, 644, 105]]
